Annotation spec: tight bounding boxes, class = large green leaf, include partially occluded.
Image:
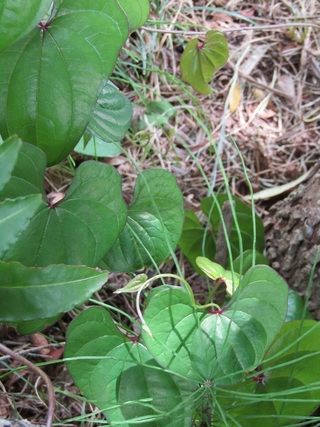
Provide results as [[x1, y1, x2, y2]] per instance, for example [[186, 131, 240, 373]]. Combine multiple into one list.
[[0, 1, 129, 165], [142, 285, 204, 382], [87, 80, 132, 143], [0, 0, 52, 52], [103, 169, 184, 272], [0, 136, 46, 199], [181, 30, 228, 94], [0, 261, 108, 322], [192, 266, 288, 384], [117, 0, 150, 31], [1, 160, 127, 267], [142, 266, 288, 386], [215, 321, 320, 426], [65, 307, 195, 426]]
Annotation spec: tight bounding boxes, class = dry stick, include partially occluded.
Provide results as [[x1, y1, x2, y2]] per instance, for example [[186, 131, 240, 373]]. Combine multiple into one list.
[[141, 22, 320, 35], [0, 343, 55, 427]]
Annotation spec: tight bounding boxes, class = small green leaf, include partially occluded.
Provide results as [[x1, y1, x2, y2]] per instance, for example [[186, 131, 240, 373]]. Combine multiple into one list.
[[138, 100, 176, 131], [196, 256, 240, 295], [0, 261, 108, 322], [233, 249, 269, 275], [87, 80, 132, 143], [0, 0, 52, 52], [181, 30, 228, 94], [117, 0, 150, 31], [74, 136, 122, 158], [103, 169, 184, 272], [114, 273, 149, 294]]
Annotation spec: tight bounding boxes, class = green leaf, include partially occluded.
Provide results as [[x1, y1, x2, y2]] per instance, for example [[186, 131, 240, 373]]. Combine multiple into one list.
[[201, 195, 265, 267], [142, 285, 204, 381], [103, 169, 184, 272], [0, 0, 52, 52], [0, 136, 46, 199], [117, 0, 150, 31], [0, 1, 129, 165], [114, 273, 149, 294], [178, 210, 215, 273], [196, 256, 240, 295], [138, 100, 176, 131], [2, 161, 127, 267], [74, 136, 122, 158], [65, 307, 195, 426], [15, 315, 62, 335], [233, 249, 269, 275], [181, 30, 228, 94], [191, 265, 288, 384], [87, 80, 132, 143], [0, 195, 43, 259], [0, 261, 108, 322], [217, 321, 320, 426], [285, 289, 312, 321]]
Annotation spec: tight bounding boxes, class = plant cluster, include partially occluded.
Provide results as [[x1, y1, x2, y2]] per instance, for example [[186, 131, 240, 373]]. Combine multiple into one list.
[[0, 1, 319, 426]]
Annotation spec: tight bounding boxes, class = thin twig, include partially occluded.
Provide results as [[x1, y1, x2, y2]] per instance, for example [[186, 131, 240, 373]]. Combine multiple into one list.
[[0, 343, 55, 427], [141, 22, 320, 36]]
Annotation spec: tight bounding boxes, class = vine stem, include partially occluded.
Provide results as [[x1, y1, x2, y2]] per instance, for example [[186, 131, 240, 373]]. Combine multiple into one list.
[[141, 21, 320, 35], [0, 343, 55, 427]]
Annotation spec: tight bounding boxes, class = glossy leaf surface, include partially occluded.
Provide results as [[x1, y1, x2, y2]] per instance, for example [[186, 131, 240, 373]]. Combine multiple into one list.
[[0, 1, 129, 165], [103, 169, 184, 272], [65, 307, 195, 426], [0, 262, 108, 322], [181, 30, 228, 94], [1, 159, 127, 267], [142, 285, 203, 381], [0, 0, 52, 52], [0, 136, 46, 199], [87, 80, 132, 143]]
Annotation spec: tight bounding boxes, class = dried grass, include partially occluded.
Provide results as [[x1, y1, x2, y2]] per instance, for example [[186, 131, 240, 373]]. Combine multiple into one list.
[[1, 1, 320, 425]]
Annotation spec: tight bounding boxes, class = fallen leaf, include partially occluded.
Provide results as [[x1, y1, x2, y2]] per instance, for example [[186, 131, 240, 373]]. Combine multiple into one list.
[[229, 82, 241, 113]]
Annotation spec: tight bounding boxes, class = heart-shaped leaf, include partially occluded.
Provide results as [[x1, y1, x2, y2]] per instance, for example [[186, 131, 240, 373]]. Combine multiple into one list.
[[0, 1, 129, 165], [181, 30, 228, 94], [87, 80, 132, 143], [1, 156, 127, 267], [103, 169, 184, 272], [0, 261, 108, 322], [142, 285, 204, 381], [191, 266, 288, 384], [0, 136, 46, 199], [65, 307, 196, 426], [74, 136, 122, 158], [117, 0, 150, 32], [0, 0, 52, 52]]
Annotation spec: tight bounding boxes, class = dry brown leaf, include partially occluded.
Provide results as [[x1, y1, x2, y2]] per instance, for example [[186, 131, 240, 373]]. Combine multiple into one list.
[[229, 82, 241, 113], [30, 334, 50, 355]]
